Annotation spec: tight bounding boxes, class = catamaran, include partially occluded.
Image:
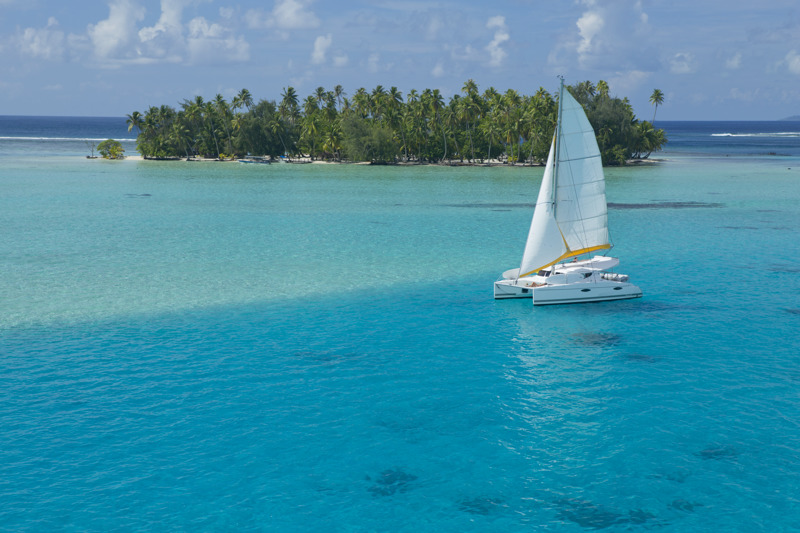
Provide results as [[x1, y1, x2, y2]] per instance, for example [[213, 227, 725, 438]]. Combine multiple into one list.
[[493, 79, 642, 305]]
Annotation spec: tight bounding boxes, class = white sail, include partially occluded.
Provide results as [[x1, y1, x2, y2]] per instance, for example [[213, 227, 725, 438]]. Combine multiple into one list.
[[518, 82, 610, 277]]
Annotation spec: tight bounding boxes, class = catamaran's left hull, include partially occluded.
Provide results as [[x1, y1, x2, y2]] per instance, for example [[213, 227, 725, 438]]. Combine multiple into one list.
[[493, 279, 538, 299]]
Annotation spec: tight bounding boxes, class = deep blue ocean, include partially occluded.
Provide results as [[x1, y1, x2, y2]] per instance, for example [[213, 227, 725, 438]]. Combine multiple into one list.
[[1, 117, 799, 531]]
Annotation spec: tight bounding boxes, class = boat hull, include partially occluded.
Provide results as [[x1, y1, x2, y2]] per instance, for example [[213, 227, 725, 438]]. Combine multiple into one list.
[[493, 279, 538, 299], [494, 278, 642, 305], [531, 281, 642, 305]]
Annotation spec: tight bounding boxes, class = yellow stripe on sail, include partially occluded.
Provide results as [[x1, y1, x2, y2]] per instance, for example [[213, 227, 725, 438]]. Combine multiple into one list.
[[519, 243, 611, 278]]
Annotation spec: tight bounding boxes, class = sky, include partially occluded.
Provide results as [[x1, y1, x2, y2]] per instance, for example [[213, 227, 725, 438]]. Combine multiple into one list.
[[1, 0, 800, 120]]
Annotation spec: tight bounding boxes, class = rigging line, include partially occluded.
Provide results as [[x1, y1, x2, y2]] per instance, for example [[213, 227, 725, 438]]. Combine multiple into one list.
[[559, 153, 602, 164]]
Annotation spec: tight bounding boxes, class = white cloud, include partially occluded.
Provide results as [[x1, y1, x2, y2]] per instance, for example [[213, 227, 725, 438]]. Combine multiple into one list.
[[188, 17, 223, 39], [725, 53, 741, 70], [486, 15, 509, 67], [670, 52, 696, 74], [136, 0, 189, 61], [139, 0, 184, 41], [785, 50, 800, 75], [19, 17, 65, 61], [432, 62, 444, 77], [87, 0, 146, 60], [248, 0, 320, 31], [187, 17, 249, 64], [426, 16, 442, 40], [555, 0, 653, 72], [311, 33, 332, 64], [333, 54, 349, 67], [449, 45, 478, 63], [486, 15, 505, 29], [367, 52, 380, 73], [729, 87, 759, 102], [83, 0, 249, 66], [608, 70, 649, 93], [274, 0, 320, 29], [576, 11, 603, 57]]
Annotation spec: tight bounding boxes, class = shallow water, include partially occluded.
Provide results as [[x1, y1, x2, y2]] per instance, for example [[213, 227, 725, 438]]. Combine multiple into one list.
[[1, 119, 800, 531]]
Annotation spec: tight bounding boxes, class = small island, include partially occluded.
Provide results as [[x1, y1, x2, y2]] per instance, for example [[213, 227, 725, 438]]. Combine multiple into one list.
[[97, 139, 125, 159], [125, 80, 666, 167]]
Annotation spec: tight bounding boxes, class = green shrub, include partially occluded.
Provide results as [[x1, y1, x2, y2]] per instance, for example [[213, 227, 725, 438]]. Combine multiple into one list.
[[97, 139, 125, 159]]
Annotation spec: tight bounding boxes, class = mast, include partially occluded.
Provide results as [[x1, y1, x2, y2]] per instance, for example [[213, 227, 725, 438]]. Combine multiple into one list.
[[552, 77, 565, 212]]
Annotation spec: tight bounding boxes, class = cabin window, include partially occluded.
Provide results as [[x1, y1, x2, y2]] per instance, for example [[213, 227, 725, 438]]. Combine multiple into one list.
[[613, 287, 622, 290], [537, 270, 551, 277], [522, 289, 529, 294], [583, 272, 592, 279], [581, 289, 591, 292]]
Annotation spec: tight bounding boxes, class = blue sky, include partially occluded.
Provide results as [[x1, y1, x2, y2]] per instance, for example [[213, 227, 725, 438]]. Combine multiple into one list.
[[2, 0, 799, 120]]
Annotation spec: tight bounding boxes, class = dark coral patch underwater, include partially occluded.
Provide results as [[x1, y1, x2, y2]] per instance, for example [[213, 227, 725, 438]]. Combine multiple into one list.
[[367, 468, 418, 496], [457, 496, 507, 515], [570, 332, 623, 347]]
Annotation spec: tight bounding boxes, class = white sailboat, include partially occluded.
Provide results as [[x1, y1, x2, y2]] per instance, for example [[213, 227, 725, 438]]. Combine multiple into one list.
[[494, 79, 642, 305]]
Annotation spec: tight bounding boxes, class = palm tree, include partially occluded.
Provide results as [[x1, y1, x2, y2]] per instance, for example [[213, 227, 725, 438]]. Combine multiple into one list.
[[502, 89, 522, 164], [480, 113, 502, 163], [280, 87, 300, 125], [442, 99, 461, 162], [460, 80, 481, 162], [182, 96, 207, 154], [462, 79, 478, 97], [428, 88, 446, 161], [314, 86, 327, 106], [300, 95, 320, 159], [386, 87, 405, 159], [371, 85, 387, 122], [214, 94, 234, 155], [352, 88, 369, 119], [333, 85, 345, 110], [404, 89, 422, 160], [170, 119, 192, 159], [204, 101, 221, 158], [649, 89, 664, 125], [596, 80, 609, 98], [267, 113, 289, 157], [322, 119, 342, 161], [125, 111, 143, 135], [236, 88, 253, 112]]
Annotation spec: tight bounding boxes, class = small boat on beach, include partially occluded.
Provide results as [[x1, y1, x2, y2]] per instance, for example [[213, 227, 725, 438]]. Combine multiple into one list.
[[238, 157, 271, 164], [493, 79, 642, 305]]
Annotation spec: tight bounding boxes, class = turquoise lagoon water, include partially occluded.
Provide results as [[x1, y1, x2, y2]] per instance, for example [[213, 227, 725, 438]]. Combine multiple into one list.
[[1, 118, 800, 531]]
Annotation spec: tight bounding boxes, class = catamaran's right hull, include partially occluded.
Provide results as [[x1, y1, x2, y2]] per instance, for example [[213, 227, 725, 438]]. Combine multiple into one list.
[[532, 281, 642, 305]]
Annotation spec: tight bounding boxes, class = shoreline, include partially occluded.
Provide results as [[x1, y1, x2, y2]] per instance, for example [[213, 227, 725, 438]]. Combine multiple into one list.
[[103, 155, 663, 166]]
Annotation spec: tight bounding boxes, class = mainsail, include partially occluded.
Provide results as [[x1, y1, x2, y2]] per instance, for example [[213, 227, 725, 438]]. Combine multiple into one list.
[[518, 81, 610, 276]]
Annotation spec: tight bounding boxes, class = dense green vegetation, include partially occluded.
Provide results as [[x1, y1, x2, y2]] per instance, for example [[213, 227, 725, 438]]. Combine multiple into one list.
[[97, 139, 125, 159], [127, 81, 665, 166]]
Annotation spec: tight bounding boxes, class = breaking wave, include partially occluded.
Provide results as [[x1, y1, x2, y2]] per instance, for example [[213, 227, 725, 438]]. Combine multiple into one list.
[[711, 132, 800, 138], [0, 136, 137, 142]]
